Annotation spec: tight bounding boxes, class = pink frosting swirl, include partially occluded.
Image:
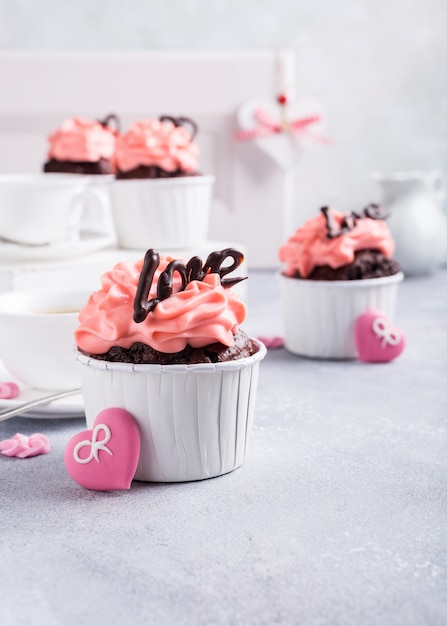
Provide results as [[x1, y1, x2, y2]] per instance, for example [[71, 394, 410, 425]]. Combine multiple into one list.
[[47, 117, 116, 162], [279, 208, 395, 277], [0, 433, 51, 458], [114, 118, 199, 174], [75, 256, 246, 354]]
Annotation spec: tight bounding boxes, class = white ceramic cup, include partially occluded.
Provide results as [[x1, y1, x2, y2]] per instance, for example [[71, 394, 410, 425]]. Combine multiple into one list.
[[0, 174, 111, 246], [109, 175, 215, 249], [0, 289, 89, 390]]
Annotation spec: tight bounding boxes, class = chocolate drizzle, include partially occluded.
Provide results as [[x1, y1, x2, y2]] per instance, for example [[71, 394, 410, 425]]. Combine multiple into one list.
[[133, 248, 246, 323], [98, 113, 121, 133], [321, 204, 386, 239], [159, 115, 198, 142]]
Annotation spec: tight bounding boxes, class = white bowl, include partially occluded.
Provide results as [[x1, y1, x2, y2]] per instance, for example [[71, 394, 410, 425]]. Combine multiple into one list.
[[109, 175, 215, 249], [75, 339, 266, 482], [0, 289, 89, 390], [280, 272, 404, 359]]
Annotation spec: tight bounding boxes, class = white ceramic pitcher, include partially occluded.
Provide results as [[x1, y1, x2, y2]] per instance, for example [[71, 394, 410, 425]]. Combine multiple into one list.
[[372, 170, 447, 275]]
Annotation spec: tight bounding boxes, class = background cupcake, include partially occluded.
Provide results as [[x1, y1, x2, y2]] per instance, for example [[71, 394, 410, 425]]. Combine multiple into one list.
[[279, 204, 404, 359], [43, 114, 119, 175], [110, 115, 215, 250], [114, 115, 199, 179], [73, 247, 265, 482]]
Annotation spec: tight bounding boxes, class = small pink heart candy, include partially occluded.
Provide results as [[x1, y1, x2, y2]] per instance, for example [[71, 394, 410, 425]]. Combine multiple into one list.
[[64, 408, 140, 491], [355, 310, 406, 363]]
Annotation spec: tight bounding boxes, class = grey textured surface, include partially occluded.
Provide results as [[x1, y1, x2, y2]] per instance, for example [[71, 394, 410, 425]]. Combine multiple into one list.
[[1, 269, 446, 626]]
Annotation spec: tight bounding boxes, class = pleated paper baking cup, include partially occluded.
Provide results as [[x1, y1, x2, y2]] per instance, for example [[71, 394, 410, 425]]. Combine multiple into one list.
[[279, 272, 404, 359], [76, 339, 266, 483], [109, 175, 214, 250]]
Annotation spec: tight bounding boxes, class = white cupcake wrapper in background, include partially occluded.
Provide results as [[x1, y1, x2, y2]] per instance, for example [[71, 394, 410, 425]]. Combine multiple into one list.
[[280, 272, 404, 359], [109, 175, 215, 250], [76, 339, 266, 483]]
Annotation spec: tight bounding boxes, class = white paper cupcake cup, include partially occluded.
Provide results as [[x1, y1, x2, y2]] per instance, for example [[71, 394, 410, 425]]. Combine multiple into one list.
[[75, 339, 266, 483], [279, 272, 404, 359], [109, 175, 215, 250]]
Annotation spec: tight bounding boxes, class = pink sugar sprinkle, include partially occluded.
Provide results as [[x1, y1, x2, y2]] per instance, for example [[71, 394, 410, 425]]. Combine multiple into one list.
[[0, 382, 20, 399], [257, 336, 284, 349]]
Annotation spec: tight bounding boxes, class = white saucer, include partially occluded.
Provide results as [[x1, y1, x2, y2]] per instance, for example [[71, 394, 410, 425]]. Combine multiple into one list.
[[0, 361, 84, 419], [0, 386, 85, 419], [0, 231, 115, 263]]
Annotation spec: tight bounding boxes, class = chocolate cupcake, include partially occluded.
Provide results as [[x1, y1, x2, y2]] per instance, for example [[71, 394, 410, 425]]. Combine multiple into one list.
[[114, 116, 200, 179], [110, 116, 214, 250], [74, 247, 265, 482], [279, 205, 404, 359], [43, 115, 119, 175]]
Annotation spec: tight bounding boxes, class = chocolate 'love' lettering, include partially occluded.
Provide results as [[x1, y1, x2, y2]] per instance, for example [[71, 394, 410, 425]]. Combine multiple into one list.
[[98, 113, 121, 133], [159, 115, 198, 142], [134, 248, 246, 323], [321, 204, 386, 239]]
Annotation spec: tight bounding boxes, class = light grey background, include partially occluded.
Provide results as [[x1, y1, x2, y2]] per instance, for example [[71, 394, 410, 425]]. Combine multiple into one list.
[[0, 0, 445, 225]]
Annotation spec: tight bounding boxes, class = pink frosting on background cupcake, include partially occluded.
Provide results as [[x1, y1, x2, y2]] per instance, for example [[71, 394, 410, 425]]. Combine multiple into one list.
[[114, 119, 199, 174], [47, 117, 116, 163], [279, 208, 395, 278]]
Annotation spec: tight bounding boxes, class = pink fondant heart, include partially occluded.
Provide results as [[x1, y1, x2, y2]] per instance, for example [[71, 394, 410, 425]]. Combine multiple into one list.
[[355, 310, 406, 363], [64, 408, 140, 491]]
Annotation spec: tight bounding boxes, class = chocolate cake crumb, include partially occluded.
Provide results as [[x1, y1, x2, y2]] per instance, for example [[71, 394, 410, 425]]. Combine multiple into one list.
[[43, 158, 114, 175], [292, 249, 401, 281], [79, 329, 257, 365], [115, 165, 200, 179]]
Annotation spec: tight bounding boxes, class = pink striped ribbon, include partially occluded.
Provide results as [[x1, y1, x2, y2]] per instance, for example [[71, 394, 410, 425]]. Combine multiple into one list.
[[234, 108, 331, 144]]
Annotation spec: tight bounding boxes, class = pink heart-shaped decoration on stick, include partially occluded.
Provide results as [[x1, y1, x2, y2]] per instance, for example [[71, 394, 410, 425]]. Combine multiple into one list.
[[64, 408, 140, 491], [236, 97, 327, 171], [355, 310, 406, 363]]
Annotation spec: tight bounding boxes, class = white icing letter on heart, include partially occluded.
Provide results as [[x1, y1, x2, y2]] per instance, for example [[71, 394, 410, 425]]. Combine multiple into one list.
[[372, 317, 402, 348], [73, 424, 113, 464]]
